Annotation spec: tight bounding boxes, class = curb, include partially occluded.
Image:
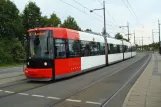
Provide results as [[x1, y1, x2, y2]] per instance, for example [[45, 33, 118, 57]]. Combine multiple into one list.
[[122, 54, 152, 107]]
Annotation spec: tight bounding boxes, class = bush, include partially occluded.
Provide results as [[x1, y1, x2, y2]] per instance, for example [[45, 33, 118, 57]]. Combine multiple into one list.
[[0, 39, 26, 65], [12, 40, 26, 62]]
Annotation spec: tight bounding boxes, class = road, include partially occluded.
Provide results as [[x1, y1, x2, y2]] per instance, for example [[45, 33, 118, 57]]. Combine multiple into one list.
[[0, 53, 150, 107], [0, 66, 24, 74], [0, 66, 26, 85]]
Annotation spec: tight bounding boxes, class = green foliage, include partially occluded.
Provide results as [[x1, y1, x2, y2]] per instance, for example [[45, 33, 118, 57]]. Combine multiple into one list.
[[115, 33, 129, 41], [49, 13, 61, 27], [22, 1, 41, 31], [0, 39, 25, 65], [61, 16, 81, 31], [85, 29, 92, 32], [11, 40, 26, 62], [0, 0, 88, 66], [115, 33, 123, 39], [40, 16, 50, 27], [0, 0, 23, 39]]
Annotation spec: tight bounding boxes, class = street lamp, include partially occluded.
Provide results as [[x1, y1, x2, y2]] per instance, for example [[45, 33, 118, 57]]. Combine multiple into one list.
[[90, 1, 106, 36], [119, 22, 130, 41], [129, 31, 135, 44], [90, 0, 109, 65]]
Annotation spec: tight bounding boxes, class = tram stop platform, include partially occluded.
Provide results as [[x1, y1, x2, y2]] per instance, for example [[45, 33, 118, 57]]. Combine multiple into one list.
[[122, 53, 161, 107]]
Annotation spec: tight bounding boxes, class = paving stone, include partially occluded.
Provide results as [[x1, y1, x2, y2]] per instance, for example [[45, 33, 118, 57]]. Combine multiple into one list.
[[122, 54, 161, 107], [129, 95, 146, 102]]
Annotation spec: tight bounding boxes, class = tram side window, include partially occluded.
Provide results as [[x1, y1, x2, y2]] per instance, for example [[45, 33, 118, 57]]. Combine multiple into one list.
[[127, 46, 132, 52], [109, 44, 114, 54], [55, 39, 66, 58], [132, 46, 136, 51], [68, 40, 81, 57], [120, 45, 123, 53], [100, 43, 105, 55], [90, 42, 99, 55], [81, 41, 90, 56], [108, 44, 111, 54], [134, 46, 136, 51], [124, 45, 128, 52], [111, 44, 117, 54], [117, 45, 121, 53]]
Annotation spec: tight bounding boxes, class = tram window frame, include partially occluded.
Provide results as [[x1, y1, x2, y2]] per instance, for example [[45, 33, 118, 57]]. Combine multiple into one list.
[[108, 44, 111, 54], [80, 40, 91, 57], [54, 38, 67, 59], [128, 46, 132, 52], [110, 44, 114, 54], [90, 41, 99, 56], [68, 39, 81, 57], [124, 45, 128, 52], [100, 42, 105, 55], [117, 45, 121, 53], [120, 45, 123, 53]]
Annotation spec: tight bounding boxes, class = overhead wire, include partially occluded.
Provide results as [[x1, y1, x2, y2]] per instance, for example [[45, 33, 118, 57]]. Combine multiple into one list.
[[72, 0, 117, 28], [97, 0, 124, 36], [125, 0, 144, 28], [97, 0, 119, 27], [73, 0, 120, 27], [60, 0, 116, 28], [122, 0, 144, 28], [72, 0, 103, 19]]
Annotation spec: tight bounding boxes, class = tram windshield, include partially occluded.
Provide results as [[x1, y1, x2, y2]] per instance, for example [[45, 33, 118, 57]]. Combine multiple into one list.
[[28, 30, 53, 59]]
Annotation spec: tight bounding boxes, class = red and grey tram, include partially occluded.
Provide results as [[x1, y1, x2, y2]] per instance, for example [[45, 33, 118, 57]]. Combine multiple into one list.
[[25, 27, 136, 81]]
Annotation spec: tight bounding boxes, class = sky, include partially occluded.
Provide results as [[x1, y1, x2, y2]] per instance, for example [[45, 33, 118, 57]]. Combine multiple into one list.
[[11, 0, 161, 45]]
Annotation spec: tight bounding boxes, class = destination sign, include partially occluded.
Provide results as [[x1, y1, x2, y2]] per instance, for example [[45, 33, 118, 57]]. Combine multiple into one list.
[[29, 31, 46, 36]]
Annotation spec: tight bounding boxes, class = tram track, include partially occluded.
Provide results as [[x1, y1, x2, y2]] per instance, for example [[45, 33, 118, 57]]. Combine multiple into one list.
[[46, 54, 150, 107], [0, 73, 25, 87], [0, 79, 53, 99], [0, 74, 24, 81], [0, 53, 148, 107], [100, 54, 151, 107]]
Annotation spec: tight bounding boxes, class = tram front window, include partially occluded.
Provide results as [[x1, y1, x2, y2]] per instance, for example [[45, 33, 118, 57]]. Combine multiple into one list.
[[29, 30, 53, 59]]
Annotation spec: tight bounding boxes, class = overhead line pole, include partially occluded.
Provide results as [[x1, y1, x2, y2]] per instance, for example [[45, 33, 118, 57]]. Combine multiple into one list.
[[152, 29, 154, 52], [119, 22, 130, 41], [135, 37, 150, 52], [127, 22, 130, 41], [90, 1, 108, 65], [103, 1, 106, 35], [158, 20, 161, 54], [142, 36, 143, 52], [134, 31, 135, 44]]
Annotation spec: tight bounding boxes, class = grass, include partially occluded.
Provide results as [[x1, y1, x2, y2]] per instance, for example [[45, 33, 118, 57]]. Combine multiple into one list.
[[0, 63, 22, 68]]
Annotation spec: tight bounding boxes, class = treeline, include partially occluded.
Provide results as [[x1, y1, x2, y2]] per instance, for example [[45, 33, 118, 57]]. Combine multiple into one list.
[[0, 0, 83, 65], [137, 42, 159, 51]]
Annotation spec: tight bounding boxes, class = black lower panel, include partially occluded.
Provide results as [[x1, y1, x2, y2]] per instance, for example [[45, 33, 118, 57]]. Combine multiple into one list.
[[27, 59, 53, 68]]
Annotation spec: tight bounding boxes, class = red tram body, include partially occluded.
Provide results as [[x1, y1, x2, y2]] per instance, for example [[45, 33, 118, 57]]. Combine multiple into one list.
[[25, 27, 136, 81]]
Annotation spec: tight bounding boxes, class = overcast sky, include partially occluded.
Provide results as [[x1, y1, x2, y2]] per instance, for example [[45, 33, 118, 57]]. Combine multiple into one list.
[[11, 0, 161, 45]]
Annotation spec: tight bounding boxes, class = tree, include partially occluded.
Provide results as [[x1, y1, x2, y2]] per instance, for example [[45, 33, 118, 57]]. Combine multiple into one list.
[[0, 0, 23, 39], [61, 16, 81, 31], [49, 13, 61, 27], [115, 33, 129, 41], [22, 1, 41, 32], [115, 33, 123, 40], [40, 16, 50, 27], [85, 29, 92, 32]]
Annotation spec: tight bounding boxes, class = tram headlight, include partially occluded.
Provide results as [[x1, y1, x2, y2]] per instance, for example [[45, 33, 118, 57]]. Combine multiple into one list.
[[44, 62, 47, 66], [25, 70, 28, 73]]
